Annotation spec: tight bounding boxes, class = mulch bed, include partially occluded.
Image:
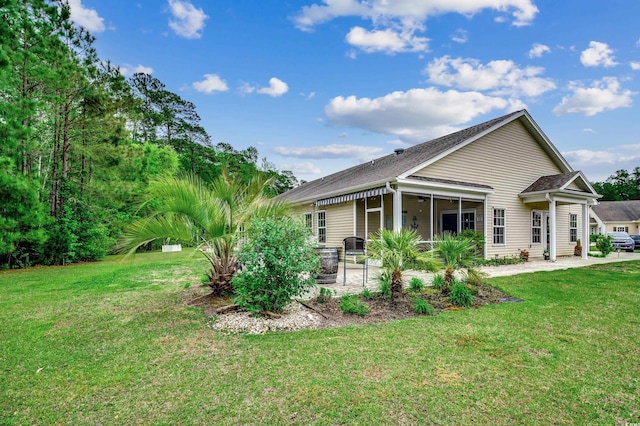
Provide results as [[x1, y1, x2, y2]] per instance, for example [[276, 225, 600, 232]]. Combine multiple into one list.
[[186, 284, 512, 331]]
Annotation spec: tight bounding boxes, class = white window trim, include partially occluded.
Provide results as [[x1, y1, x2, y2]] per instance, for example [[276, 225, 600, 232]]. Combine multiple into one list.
[[569, 213, 578, 243], [614, 226, 628, 232], [531, 210, 542, 245], [492, 207, 506, 246], [303, 212, 313, 230], [317, 210, 327, 244]]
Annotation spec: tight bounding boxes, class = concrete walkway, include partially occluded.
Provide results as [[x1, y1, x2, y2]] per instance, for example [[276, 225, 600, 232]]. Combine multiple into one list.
[[312, 252, 640, 297]]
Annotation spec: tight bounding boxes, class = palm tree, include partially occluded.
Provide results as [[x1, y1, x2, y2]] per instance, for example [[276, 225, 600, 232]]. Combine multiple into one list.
[[366, 229, 441, 299], [433, 232, 479, 291], [117, 171, 290, 295]]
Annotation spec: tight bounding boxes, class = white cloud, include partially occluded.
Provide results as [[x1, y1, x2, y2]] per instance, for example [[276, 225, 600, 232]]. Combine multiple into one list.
[[192, 74, 228, 94], [275, 144, 384, 162], [293, 0, 538, 31], [239, 82, 256, 96], [563, 146, 640, 181], [583, 128, 594, 133], [631, 62, 640, 71], [345, 26, 429, 53], [324, 87, 511, 142], [553, 77, 636, 116], [257, 77, 289, 97], [280, 161, 322, 175], [168, 0, 208, 39], [119, 64, 154, 76], [580, 41, 618, 67], [67, 0, 105, 33], [425, 56, 556, 97], [528, 43, 550, 58], [450, 29, 468, 44]]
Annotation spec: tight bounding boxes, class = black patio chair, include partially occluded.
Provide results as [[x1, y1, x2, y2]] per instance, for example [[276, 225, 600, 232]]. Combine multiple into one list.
[[343, 236, 367, 286]]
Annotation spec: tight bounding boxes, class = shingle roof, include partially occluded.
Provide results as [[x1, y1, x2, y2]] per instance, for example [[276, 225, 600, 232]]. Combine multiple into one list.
[[520, 171, 580, 193], [592, 200, 640, 222], [282, 110, 524, 203]]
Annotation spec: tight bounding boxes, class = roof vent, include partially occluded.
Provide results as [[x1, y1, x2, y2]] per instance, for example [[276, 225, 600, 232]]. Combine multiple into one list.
[[394, 148, 405, 155]]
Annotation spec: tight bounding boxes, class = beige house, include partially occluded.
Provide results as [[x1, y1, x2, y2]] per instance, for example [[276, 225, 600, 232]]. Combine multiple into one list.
[[281, 110, 601, 261], [591, 200, 640, 235]]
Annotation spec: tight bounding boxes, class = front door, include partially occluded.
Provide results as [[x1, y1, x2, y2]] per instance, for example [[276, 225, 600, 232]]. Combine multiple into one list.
[[442, 213, 458, 235], [366, 210, 381, 238]]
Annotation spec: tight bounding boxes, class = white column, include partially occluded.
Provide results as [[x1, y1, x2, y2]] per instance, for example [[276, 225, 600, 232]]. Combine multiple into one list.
[[364, 197, 368, 239], [458, 196, 462, 233], [582, 204, 589, 260], [353, 201, 357, 235], [380, 195, 385, 231], [549, 198, 557, 261], [483, 195, 488, 259], [393, 190, 402, 231], [430, 194, 435, 243]]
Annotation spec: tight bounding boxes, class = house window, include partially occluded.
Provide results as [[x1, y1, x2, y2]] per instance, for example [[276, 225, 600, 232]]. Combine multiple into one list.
[[569, 214, 578, 243], [531, 210, 542, 244], [614, 226, 628, 232], [493, 208, 505, 245], [317, 211, 326, 243], [462, 212, 475, 231], [304, 213, 312, 230]]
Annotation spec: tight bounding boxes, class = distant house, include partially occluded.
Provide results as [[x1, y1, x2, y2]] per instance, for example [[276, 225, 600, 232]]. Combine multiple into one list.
[[591, 200, 640, 235], [281, 110, 601, 260]]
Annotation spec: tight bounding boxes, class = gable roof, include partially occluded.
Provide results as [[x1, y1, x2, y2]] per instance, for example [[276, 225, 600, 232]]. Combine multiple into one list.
[[282, 109, 572, 204], [521, 172, 580, 193], [592, 200, 640, 222]]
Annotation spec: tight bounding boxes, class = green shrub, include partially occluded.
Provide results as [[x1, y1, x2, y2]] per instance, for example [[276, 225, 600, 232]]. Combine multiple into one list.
[[232, 217, 320, 313], [414, 298, 433, 315], [316, 287, 334, 303], [432, 274, 445, 290], [595, 234, 614, 256], [409, 277, 425, 291], [450, 281, 473, 307], [339, 294, 369, 316], [378, 274, 391, 298], [466, 268, 487, 287], [481, 256, 525, 266], [458, 229, 485, 256], [361, 287, 372, 299]]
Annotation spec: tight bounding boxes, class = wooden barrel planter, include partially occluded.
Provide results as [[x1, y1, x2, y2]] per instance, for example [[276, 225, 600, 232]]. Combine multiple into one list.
[[315, 247, 338, 284]]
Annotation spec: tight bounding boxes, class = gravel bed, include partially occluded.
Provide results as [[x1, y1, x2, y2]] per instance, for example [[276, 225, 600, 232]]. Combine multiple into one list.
[[208, 302, 322, 334]]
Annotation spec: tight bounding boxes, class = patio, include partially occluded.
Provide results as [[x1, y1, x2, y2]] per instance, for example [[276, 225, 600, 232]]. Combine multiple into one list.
[[313, 251, 640, 297]]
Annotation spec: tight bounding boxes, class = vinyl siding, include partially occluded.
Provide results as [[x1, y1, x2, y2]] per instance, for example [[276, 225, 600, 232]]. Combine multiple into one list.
[[414, 120, 577, 258], [603, 222, 640, 234], [323, 202, 354, 250], [567, 181, 582, 191]]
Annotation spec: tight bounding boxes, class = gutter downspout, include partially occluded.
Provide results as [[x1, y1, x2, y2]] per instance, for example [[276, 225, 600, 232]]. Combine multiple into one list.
[[386, 182, 401, 232]]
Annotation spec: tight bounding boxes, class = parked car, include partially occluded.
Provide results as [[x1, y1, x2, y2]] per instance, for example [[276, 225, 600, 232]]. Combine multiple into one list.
[[606, 232, 635, 252], [630, 234, 640, 251]]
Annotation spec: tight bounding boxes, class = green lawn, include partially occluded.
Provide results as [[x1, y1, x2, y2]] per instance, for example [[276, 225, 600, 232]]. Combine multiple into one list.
[[1, 251, 639, 425]]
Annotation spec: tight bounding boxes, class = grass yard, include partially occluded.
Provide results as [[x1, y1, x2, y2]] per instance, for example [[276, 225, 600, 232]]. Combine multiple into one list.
[[1, 251, 639, 425]]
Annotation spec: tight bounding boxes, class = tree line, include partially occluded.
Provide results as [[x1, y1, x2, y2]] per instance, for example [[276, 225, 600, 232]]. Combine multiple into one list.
[[0, 0, 298, 268], [592, 167, 640, 201]]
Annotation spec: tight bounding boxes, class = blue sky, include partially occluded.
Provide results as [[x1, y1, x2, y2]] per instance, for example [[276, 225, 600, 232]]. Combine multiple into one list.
[[68, 0, 640, 182]]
